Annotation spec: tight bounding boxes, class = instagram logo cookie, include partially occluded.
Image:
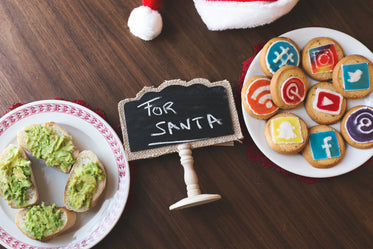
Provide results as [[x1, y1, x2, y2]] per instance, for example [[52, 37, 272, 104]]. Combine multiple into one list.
[[302, 125, 345, 168], [264, 113, 308, 154], [341, 106, 373, 149], [333, 55, 373, 99], [302, 37, 344, 81], [260, 37, 300, 77], [242, 76, 279, 120], [305, 82, 347, 125], [270, 65, 307, 109]]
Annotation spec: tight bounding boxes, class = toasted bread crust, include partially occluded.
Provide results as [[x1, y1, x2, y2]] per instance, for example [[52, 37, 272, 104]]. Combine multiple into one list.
[[17, 122, 79, 173], [0, 144, 39, 208], [15, 206, 76, 241], [64, 150, 106, 212]]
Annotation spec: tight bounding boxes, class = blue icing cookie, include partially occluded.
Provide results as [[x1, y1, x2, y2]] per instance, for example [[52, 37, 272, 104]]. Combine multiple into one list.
[[309, 130, 341, 160], [266, 40, 300, 74], [342, 62, 370, 91]]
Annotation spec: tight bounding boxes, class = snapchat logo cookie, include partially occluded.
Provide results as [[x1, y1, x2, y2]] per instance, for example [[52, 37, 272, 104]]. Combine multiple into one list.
[[264, 113, 308, 154], [271, 116, 303, 144]]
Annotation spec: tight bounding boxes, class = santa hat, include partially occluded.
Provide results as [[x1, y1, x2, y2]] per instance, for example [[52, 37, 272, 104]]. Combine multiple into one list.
[[127, 0, 163, 41], [128, 0, 298, 41]]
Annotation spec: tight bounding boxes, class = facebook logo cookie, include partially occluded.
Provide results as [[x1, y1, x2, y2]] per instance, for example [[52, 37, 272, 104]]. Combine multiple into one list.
[[309, 130, 340, 160], [342, 62, 370, 91], [266, 40, 300, 74]]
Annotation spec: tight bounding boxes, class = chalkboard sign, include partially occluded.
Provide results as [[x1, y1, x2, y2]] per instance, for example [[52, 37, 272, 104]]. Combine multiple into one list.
[[118, 78, 243, 160]]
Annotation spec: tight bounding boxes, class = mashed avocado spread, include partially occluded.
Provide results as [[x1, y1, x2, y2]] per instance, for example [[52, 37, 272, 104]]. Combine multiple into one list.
[[24, 202, 63, 240], [66, 162, 105, 209], [25, 125, 75, 173], [0, 146, 32, 207]]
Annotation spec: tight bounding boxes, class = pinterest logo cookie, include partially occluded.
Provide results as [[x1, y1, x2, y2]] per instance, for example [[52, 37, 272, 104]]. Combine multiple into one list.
[[259, 37, 300, 77], [264, 113, 308, 154], [302, 37, 344, 81], [302, 125, 345, 168], [305, 82, 347, 125], [332, 55, 373, 99], [281, 77, 306, 105], [241, 76, 279, 120], [270, 65, 308, 109], [340, 106, 373, 149]]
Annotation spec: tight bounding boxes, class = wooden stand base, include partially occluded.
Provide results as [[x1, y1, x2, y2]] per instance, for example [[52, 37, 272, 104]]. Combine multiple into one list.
[[169, 143, 221, 210]]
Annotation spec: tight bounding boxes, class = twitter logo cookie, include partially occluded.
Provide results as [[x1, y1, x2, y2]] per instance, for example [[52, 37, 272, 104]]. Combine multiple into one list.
[[332, 55, 373, 98]]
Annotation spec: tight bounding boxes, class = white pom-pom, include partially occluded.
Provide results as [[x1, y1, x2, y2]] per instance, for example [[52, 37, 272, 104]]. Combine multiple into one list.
[[128, 6, 163, 41]]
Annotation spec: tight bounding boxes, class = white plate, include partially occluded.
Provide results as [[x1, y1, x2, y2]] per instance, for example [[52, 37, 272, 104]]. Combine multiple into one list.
[[242, 27, 373, 178], [0, 100, 130, 248]]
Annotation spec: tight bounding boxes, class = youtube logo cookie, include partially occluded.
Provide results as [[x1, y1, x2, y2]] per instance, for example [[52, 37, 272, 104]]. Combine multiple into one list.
[[305, 82, 347, 125], [314, 88, 342, 115]]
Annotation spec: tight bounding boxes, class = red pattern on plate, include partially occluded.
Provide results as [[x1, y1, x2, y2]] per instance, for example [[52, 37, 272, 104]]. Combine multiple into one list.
[[235, 44, 371, 183], [0, 100, 129, 249]]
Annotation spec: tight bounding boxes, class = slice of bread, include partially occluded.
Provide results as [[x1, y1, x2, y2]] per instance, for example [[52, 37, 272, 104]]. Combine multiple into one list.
[[17, 122, 79, 173], [15, 205, 76, 241], [64, 150, 106, 212], [0, 144, 38, 208]]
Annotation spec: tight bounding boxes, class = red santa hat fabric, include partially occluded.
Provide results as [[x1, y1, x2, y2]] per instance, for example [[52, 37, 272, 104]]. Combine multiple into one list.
[[128, 0, 299, 41]]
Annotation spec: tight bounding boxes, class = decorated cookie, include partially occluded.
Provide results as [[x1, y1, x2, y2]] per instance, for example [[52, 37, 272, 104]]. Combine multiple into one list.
[[302, 37, 344, 81], [270, 65, 308, 109], [259, 37, 300, 77], [305, 82, 347, 124], [340, 105, 373, 149], [302, 125, 345, 168], [241, 76, 279, 119], [264, 112, 308, 154], [332, 55, 373, 98]]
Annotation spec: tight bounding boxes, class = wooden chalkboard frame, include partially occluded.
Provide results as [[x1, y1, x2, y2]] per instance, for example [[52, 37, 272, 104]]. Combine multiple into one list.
[[118, 78, 243, 161]]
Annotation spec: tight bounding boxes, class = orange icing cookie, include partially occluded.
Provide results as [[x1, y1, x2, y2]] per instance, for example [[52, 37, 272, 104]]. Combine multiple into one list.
[[242, 76, 279, 120]]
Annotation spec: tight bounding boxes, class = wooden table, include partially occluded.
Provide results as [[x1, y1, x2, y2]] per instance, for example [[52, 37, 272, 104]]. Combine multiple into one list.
[[0, 0, 372, 248]]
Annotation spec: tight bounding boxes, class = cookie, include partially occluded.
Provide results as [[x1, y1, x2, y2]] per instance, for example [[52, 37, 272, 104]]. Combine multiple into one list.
[[304, 82, 347, 124], [302, 37, 344, 81], [259, 37, 300, 77], [241, 76, 279, 119], [340, 105, 373, 149], [264, 112, 308, 154], [302, 125, 345, 168], [270, 65, 308, 109], [332, 55, 373, 98]]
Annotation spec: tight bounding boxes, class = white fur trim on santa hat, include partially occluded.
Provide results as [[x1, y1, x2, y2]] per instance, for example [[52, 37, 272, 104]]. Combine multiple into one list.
[[194, 0, 299, 31], [128, 6, 163, 41]]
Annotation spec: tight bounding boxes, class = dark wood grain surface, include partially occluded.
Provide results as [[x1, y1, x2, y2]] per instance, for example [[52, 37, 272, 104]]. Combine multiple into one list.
[[0, 0, 372, 248]]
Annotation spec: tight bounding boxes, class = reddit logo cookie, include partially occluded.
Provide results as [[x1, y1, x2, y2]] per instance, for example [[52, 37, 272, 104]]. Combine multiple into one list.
[[242, 76, 279, 119], [259, 37, 300, 77], [305, 82, 347, 124], [332, 55, 373, 98], [270, 65, 308, 109], [340, 105, 373, 149], [264, 113, 308, 154], [302, 37, 344, 81], [302, 125, 345, 168]]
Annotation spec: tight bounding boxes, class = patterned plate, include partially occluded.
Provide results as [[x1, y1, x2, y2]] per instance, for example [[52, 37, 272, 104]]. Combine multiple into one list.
[[0, 100, 130, 248]]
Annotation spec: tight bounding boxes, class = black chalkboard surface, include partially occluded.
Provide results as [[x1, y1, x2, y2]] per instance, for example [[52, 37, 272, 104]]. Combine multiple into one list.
[[118, 78, 242, 160]]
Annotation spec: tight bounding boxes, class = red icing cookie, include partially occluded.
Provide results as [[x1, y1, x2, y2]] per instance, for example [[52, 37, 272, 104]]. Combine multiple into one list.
[[270, 65, 308, 109]]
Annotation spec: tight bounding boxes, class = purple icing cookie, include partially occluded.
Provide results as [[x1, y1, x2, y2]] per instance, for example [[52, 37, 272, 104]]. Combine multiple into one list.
[[341, 106, 373, 149]]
